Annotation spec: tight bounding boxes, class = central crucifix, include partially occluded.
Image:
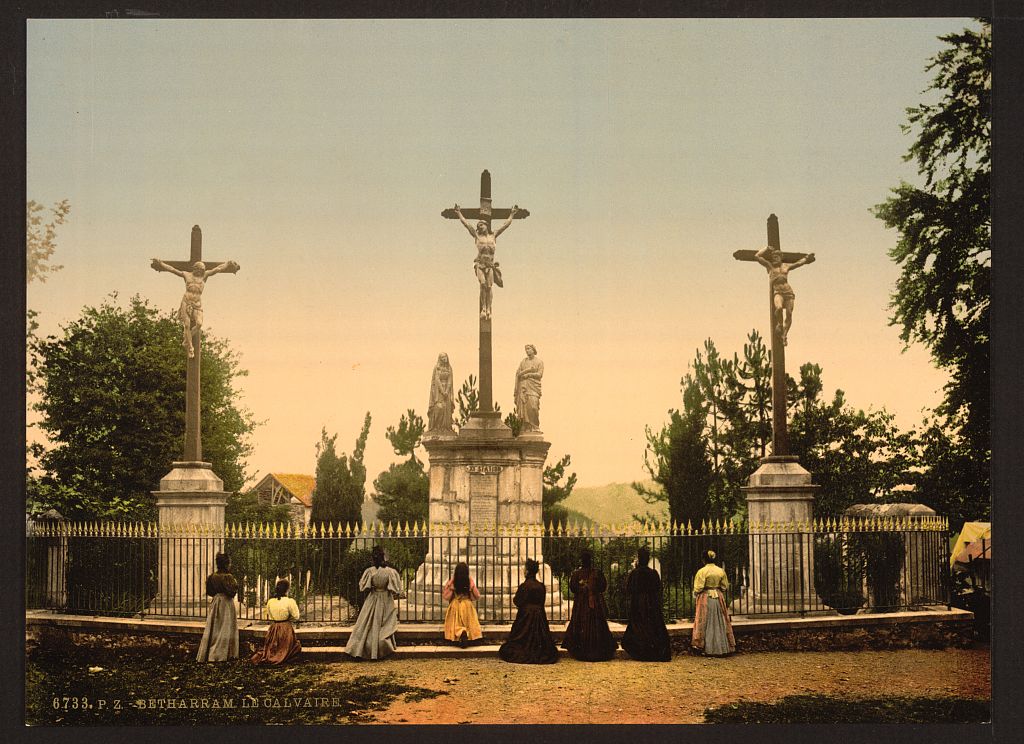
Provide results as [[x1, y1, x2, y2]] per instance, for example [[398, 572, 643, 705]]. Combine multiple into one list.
[[151, 225, 240, 461], [733, 214, 815, 457], [443, 170, 530, 416]]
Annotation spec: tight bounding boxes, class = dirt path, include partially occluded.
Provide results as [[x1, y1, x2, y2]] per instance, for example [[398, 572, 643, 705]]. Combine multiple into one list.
[[322, 648, 990, 724]]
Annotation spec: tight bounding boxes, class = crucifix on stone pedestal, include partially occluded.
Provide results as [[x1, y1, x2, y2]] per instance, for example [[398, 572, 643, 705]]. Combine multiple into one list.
[[733, 214, 816, 457], [442, 170, 530, 415], [151, 225, 240, 461]]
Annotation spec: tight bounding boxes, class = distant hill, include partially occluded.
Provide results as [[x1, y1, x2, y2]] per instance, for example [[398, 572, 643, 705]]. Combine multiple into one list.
[[562, 480, 668, 526]]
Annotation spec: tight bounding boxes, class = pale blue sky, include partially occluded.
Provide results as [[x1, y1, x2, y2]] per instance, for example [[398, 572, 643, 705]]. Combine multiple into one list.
[[27, 18, 973, 488]]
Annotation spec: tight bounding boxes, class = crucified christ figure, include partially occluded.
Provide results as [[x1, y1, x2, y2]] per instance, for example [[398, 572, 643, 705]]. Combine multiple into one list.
[[755, 246, 815, 346], [453, 204, 518, 320], [151, 258, 240, 357]]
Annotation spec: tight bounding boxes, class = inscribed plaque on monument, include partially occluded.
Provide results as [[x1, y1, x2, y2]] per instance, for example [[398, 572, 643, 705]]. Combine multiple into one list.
[[469, 473, 498, 525]]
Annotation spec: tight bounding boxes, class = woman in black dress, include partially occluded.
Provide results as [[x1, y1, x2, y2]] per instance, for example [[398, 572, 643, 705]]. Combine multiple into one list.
[[499, 559, 558, 664], [621, 546, 672, 661], [561, 550, 617, 661]]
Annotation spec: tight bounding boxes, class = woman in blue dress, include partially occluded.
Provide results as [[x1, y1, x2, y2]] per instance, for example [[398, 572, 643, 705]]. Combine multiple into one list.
[[344, 546, 406, 660]]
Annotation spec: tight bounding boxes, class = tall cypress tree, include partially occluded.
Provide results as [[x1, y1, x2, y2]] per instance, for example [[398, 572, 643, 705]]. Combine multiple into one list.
[[310, 414, 371, 528]]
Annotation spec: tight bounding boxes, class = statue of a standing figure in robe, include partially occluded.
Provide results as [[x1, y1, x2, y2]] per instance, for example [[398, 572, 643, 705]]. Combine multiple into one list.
[[427, 352, 455, 435], [514, 344, 544, 432]]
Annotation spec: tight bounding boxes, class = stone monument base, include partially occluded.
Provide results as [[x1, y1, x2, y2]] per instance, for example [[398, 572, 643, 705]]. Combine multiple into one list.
[[740, 455, 823, 615], [148, 461, 229, 616], [400, 542, 563, 622], [405, 418, 564, 622]]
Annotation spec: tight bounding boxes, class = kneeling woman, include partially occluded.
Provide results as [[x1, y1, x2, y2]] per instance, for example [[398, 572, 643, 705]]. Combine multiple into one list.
[[562, 550, 617, 661], [691, 550, 736, 657], [499, 559, 558, 664], [345, 546, 405, 660], [443, 562, 483, 648], [252, 578, 302, 665]]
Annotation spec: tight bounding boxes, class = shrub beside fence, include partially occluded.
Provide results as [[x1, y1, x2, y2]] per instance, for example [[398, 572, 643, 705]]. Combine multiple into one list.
[[26, 516, 950, 624]]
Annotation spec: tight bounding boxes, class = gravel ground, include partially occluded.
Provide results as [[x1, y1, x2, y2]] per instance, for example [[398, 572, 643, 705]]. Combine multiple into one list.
[[320, 647, 990, 724]]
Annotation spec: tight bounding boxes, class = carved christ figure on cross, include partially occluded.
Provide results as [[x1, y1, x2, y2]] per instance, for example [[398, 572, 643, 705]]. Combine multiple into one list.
[[452, 204, 519, 320], [151, 258, 240, 357], [754, 246, 815, 346]]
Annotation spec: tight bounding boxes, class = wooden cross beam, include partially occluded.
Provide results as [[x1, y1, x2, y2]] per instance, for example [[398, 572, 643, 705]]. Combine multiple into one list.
[[156, 225, 241, 275], [441, 171, 529, 417], [734, 214, 816, 457], [151, 225, 240, 462], [440, 169, 530, 228]]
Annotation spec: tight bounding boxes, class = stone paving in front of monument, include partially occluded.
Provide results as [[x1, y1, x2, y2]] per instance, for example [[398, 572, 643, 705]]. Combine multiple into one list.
[[314, 647, 990, 724]]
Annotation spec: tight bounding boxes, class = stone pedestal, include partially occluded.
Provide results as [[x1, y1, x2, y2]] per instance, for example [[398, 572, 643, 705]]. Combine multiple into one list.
[[148, 461, 229, 616], [741, 456, 822, 615], [36, 513, 68, 608], [843, 502, 943, 607], [402, 416, 563, 622]]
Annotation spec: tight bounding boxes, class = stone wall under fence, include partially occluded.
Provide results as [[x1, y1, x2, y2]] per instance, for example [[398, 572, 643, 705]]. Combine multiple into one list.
[[26, 516, 952, 625], [26, 608, 977, 661]]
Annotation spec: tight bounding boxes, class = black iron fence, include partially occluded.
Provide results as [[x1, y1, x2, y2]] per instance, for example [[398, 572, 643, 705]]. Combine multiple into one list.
[[26, 517, 950, 624]]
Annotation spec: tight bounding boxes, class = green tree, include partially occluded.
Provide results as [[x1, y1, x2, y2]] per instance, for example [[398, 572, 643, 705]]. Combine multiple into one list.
[[639, 335, 918, 525], [26, 199, 70, 285], [635, 377, 716, 528], [385, 409, 425, 464], [26, 199, 70, 445], [788, 363, 917, 517], [685, 333, 769, 519], [454, 374, 502, 432], [374, 409, 429, 526], [542, 453, 578, 527], [309, 415, 371, 528], [28, 294, 256, 521], [910, 411, 989, 531], [455, 374, 480, 430], [872, 22, 990, 526], [224, 491, 294, 525]]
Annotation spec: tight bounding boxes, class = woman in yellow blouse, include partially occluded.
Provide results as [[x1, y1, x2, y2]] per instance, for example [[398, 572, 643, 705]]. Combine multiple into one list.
[[251, 578, 302, 665], [691, 550, 736, 656], [443, 562, 483, 648]]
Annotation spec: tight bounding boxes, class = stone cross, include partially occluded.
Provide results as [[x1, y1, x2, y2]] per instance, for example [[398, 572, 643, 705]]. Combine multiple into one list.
[[151, 225, 239, 462], [733, 214, 815, 457], [442, 170, 529, 414]]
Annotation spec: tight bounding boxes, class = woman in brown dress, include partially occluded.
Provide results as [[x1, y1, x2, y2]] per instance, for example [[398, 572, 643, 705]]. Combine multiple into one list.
[[561, 550, 617, 661], [499, 559, 558, 664], [196, 553, 239, 662], [251, 578, 302, 665]]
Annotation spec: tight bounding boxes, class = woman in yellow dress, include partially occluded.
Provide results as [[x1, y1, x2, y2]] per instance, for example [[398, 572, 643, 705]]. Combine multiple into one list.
[[251, 578, 302, 665], [691, 550, 736, 656], [443, 562, 483, 648]]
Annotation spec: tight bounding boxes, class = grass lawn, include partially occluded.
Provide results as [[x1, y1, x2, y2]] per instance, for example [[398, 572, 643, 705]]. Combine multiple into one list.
[[26, 646, 446, 725], [704, 694, 990, 723]]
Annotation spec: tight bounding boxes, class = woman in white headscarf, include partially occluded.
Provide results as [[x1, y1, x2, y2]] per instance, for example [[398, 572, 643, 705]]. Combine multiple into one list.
[[691, 550, 736, 656]]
